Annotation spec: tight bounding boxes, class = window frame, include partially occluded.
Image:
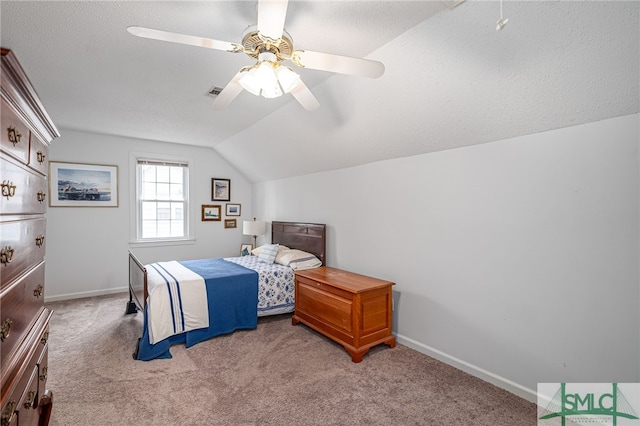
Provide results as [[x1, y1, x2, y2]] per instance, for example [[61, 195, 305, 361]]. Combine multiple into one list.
[[129, 152, 195, 247]]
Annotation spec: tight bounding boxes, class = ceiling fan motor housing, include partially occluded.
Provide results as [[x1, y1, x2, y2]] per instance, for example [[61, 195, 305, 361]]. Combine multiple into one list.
[[241, 27, 293, 61]]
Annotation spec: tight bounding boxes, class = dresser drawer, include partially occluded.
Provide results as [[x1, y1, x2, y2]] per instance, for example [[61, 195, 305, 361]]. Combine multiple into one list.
[[1, 376, 22, 426], [2, 367, 39, 426], [0, 99, 30, 166], [296, 275, 352, 299], [0, 262, 45, 371], [0, 218, 46, 289], [0, 156, 47, 215], [0, 309, 50, 414], [28, 134, 48, 177], [37, 343, 49, 401], [296, 278, 353, 334], [0, 325, 44, 426], [13, 366, 39, 426]]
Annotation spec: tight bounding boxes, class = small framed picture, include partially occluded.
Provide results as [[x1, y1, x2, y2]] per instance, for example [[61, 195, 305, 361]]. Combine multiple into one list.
[[202, 204, 221, 221], [226, 203, 241, 216], [240, 243, 253, 256], [224, 218, 237, 229], [212, 178, 230, 201]]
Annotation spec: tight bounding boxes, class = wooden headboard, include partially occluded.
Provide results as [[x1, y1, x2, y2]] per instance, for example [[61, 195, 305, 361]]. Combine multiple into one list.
[[272, 221, 326, 266]]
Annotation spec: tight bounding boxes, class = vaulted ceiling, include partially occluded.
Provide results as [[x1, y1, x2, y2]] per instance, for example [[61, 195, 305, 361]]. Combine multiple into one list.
[[1, 1, 638, 183]]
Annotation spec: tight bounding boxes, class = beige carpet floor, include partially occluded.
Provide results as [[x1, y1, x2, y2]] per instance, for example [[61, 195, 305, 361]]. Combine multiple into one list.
[[44, 293, 537, 425]]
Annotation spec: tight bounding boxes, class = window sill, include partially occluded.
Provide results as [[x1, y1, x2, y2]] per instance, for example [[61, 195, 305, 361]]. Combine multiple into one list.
[[129, 238, 196, 249]]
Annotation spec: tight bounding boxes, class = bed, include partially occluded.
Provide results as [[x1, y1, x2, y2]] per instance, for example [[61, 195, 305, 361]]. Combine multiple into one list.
[[127, 221, 326, 360]]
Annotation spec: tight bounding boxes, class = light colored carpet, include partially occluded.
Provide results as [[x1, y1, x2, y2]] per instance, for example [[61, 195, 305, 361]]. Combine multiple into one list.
[[45, 294, 536, 425]]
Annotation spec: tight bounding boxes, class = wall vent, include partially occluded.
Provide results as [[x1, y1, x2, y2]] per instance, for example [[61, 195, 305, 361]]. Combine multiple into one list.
[[207, 86, 224, 97]]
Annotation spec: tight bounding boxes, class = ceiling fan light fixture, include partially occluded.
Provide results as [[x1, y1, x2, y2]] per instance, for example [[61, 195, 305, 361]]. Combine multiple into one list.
[[238, 60, 285, 98], [238, 50, 300, 99], [275, 65, 301, 93], [257, 61, 282, 98], [238, 67, 262, 96]]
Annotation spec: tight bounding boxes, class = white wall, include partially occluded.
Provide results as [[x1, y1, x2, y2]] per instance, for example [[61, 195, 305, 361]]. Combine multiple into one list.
[[254, 114, 640, 401], [45, 129, 253, 301]]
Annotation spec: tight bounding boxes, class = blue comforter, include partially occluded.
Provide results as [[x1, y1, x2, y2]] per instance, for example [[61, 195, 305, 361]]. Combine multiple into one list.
[[135, 258, 258, 360]]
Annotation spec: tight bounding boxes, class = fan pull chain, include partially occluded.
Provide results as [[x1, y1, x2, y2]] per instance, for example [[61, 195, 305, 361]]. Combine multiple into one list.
[[496, 0, 509, 31]]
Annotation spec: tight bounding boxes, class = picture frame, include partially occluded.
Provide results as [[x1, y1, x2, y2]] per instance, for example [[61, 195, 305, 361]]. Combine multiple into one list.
[[49, 162, 118, 207], [225, 203, 241, 216], [240, 243, 253, 256], [201, 204, 221, 221], [212, 178, 230, 201], [224, 218, 237, 229]]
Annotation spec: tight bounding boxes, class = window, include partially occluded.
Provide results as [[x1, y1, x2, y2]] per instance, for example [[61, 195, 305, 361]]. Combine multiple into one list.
[[136, 159, 189, 241]]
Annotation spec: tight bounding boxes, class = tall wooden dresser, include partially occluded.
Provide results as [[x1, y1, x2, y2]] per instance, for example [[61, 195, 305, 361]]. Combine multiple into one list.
[[1, 48, 59, 426]]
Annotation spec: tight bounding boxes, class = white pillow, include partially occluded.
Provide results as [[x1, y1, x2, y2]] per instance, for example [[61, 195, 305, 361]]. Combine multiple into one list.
[[276, 249, 322, 270], [258, 243, 279, 264], [252, 244, 289, 256]]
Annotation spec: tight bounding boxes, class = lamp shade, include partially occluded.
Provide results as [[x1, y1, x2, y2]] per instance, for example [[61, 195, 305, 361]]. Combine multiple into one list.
[[243, 220, 266, 237]]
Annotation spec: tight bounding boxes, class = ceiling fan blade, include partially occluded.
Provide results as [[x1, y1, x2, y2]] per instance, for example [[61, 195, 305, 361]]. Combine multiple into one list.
[[289, 81, 320, 111], [257, 0, 289, 40], [211, 72, 244, 110], [127, 26, 242, 53], [291, 50, 385, 79]]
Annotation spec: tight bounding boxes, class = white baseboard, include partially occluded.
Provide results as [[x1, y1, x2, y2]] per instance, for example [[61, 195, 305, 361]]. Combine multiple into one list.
[[396, 333, 538, 403], [44, 287, 129, 303]]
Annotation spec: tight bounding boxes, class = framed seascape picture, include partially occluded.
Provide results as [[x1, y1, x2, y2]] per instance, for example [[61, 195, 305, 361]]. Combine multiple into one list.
[[202, 204, 221, 221], [212, 178, 230, 201], [226, 203, 241, 216], [240, 243, 253, 256], [224, 218, 237, 229], [49, 162, 118, 207]]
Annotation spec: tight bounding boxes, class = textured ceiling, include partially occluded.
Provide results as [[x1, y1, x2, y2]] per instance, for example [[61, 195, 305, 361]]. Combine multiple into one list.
[[1, 1, 638, 183]]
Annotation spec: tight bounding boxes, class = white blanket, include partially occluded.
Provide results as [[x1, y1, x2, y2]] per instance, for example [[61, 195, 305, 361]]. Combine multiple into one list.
[[146, 261, 208, 345]]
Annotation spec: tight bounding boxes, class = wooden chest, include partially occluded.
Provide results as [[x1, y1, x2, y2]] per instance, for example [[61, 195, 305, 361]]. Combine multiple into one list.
[[293, 266, 395, 363], [1, 48, 58, 426]]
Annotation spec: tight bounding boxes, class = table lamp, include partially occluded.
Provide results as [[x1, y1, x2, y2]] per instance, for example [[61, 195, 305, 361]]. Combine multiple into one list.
[[243, 218, 266, 249]]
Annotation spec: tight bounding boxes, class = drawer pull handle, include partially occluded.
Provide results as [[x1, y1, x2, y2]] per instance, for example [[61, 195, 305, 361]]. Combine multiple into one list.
[[39, 366, 48, 382], [35, 235, 45, 247], [0, 319, 12, 342], [37, 150, 46, 163], [0, 246, 14, 265], [34, 285, 44, 298], [37, 191, 46, 203], [41, 331, 49, 345], [1, 181, 16, 199], [23, 391, 36, 409], [1, 401, 16, 426], [7, 126, 22, 146]]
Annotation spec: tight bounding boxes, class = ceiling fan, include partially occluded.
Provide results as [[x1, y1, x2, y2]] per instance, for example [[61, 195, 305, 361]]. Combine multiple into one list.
[[127, 0, 384, 111]]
